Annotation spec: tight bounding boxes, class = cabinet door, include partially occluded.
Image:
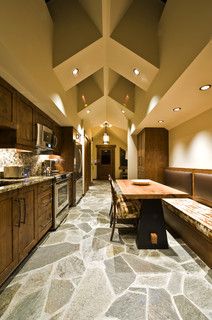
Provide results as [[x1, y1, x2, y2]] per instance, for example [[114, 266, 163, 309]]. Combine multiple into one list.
[[37, 182, 53, 240], [0, 192, 18, 286], [35, 110, 53, 129], [0, 81, 15, 128], [18, 186, 36, 260], [53, 124, 62, 155], [16, 95, 34, 149]]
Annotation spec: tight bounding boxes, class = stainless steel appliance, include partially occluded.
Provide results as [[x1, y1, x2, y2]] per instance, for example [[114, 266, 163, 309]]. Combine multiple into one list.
[[4, 165, 24, 178], [74, 142, 83, 203], [36, 123, 57, 151], [53, 173, 70, 229]]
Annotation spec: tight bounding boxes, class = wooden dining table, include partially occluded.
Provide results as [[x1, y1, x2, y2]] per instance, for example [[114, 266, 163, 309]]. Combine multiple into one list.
[[116, 179, 188, 249]]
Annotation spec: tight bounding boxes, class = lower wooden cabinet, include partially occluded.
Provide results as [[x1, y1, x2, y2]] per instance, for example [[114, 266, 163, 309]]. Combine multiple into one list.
[[0, 191, 18, 286], [0, 181, 53, 286], [17, 186, 37, 261], [37, 180, 53, 240]]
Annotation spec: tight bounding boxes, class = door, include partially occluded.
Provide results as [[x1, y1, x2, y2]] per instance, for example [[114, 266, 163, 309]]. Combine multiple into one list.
[[96, 145, 115, 180]]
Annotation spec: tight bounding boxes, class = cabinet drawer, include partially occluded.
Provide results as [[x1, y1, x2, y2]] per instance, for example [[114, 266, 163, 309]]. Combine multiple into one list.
[[37, 181, 52, 194], [38, 193, 52, 217], [38, 207, 52, 234]]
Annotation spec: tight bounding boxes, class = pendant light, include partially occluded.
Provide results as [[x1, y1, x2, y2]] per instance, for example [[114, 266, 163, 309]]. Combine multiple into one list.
[[103, 122, 110, 144]]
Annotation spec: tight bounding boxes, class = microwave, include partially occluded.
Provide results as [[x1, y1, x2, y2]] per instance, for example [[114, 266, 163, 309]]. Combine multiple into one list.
[[36, 123, 57, 150]]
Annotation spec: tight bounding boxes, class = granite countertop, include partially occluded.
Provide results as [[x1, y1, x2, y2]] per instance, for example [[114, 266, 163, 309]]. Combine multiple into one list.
[[0, 176, 54, 194]]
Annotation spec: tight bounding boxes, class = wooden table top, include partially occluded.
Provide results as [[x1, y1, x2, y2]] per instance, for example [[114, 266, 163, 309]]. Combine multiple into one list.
[[116, 179, 189, 200]]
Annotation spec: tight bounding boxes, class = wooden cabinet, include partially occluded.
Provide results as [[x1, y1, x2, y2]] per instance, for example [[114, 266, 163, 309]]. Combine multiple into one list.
[[0, 180, 54, 286], [37, 180, 53, 240], [17, 186, 36, 260], [0, 76, 63, 152], [0, 185, 36, 286], [84, 137, 91, 192], [137, 128, 168, 183], [53, 124, 62, 155], [68, 173, 74, 206], [15, 94, 34, 150], [0, 78, 16, 128], [35, 109, 53, 130], [0, 191, 18, 286]]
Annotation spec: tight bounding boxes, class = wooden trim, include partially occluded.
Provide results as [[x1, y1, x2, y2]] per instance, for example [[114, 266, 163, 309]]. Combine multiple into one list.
[[96, 144, 116, 148], [166, 167, 212, 174]]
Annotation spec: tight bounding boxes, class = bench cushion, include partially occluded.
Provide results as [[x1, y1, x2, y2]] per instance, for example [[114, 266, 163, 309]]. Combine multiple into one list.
[[164, 169, 192, 194], [194, 173, 212, 206], [162, 198, 212, 240]]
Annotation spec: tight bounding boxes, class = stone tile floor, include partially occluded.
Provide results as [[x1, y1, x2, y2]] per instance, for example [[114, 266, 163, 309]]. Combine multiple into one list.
[[0, 181, 212, 320]]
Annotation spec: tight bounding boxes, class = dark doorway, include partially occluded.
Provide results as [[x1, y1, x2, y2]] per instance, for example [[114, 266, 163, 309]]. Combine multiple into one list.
[[96, 145, 115, 180]]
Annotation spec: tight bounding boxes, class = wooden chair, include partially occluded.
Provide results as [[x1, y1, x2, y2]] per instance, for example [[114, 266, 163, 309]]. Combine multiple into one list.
[[108, 175, 140, 241]]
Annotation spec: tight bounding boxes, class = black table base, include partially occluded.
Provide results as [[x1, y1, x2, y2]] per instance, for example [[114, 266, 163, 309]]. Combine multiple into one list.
[[136, 199, 168, 249]]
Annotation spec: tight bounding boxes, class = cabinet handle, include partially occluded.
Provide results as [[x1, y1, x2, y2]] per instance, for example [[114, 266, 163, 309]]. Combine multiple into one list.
[[20, 198, 27, 224], [14, 199, 21, 227]]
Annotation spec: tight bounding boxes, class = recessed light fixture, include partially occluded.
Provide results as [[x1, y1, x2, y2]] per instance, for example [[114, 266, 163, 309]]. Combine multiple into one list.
[[158, 120, 164, 123], [86, 109, 91, 114], [133, 68, 140, 76], [121, 109, 125, 114], [199, 84, 211, 91], [172, 107, 181, 112], [72, 68, 79, 76]]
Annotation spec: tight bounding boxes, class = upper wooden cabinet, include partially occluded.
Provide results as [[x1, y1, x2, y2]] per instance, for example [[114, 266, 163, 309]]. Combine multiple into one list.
[[53, 124, 62, 155], [15, 94, 35, 150], [137, 128, 168, 183], [35, 109, 53, 130], [0, 76, 62, 153], [0, 79, 16, 128]]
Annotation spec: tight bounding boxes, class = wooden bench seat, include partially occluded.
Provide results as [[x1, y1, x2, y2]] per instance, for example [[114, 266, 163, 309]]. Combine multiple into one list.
[[162, 198, 212, 239], [163, 170, 212, 267]]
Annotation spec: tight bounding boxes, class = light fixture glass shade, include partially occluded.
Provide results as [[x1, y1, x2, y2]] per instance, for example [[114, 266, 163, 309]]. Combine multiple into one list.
[[103, 132, 109, 144]]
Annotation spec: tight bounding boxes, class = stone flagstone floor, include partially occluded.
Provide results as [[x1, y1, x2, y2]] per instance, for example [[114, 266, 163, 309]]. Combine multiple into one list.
[[0, 181, 212, 320]]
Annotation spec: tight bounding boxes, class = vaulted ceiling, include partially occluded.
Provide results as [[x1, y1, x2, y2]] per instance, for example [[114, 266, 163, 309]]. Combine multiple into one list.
[[47, 0, 164, 135], [0, 0, 211, 142]]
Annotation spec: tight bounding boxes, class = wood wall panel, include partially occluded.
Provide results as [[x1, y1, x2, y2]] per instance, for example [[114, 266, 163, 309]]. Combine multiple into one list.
[[84, 137, 91, 193], [137, 128, 168, 183]]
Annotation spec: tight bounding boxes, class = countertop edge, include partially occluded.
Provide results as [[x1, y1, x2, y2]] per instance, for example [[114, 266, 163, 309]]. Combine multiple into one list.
[[0, 176, 54, 194]]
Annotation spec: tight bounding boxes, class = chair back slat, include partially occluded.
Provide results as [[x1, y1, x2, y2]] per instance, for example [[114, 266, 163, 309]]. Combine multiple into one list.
[[108, 174, 118, 204]]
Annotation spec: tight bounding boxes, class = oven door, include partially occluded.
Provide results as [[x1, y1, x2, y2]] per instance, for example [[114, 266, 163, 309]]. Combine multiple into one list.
[[54, 180, 69, 215]]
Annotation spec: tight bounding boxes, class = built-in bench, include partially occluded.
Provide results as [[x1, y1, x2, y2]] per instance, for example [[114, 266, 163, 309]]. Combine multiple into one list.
[[162, 169, 212, 267]]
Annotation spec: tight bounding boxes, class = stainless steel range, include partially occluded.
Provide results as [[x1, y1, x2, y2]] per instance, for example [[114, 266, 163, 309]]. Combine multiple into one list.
[[53, 172, 70, 229]]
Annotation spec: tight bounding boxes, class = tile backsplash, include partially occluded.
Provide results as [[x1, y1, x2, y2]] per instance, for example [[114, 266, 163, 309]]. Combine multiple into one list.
[[0, 149, 63, 176]]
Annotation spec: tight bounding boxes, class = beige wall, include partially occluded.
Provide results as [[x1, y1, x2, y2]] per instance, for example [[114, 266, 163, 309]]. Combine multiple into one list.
[[92, 130, 127, 179], [133, 0, 212, 126], [169, 108, 212, 169], [0, 0, 80, 128]]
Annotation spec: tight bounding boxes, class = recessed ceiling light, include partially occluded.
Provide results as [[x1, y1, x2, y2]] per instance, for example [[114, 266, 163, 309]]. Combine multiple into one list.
[[72, 68, 79, 76], [173, 107, 181, 112], [199, 84, 211, 91], [86, 109, 90, 114], [121, 109, 125, 114], [133, 68, 140, 76], [158, 120, 164, 123]]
